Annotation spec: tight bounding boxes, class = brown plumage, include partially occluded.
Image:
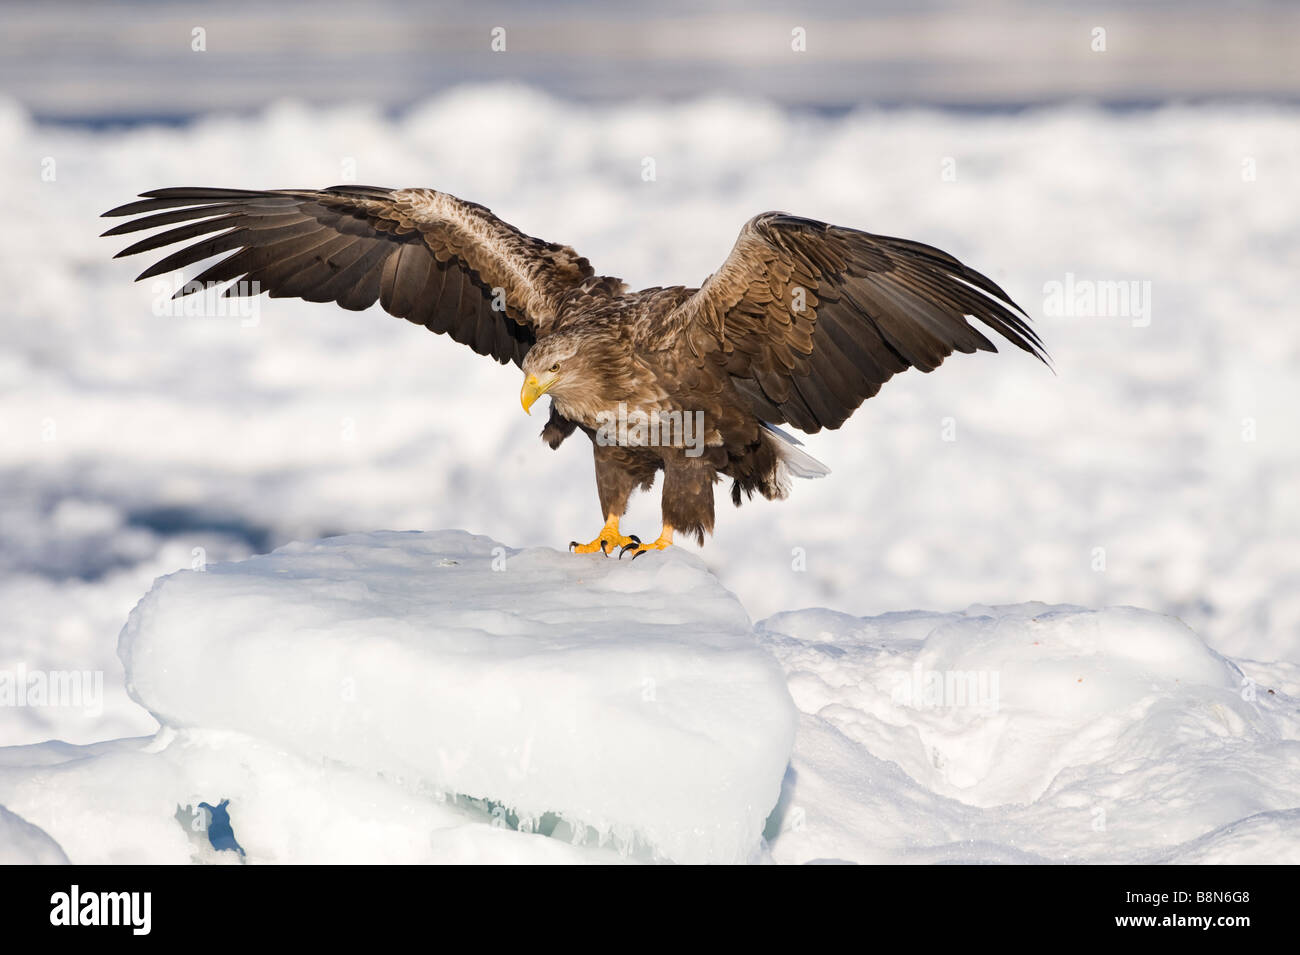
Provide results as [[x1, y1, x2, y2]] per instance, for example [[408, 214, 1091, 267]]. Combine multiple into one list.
[[102, 185, 1048, 556]]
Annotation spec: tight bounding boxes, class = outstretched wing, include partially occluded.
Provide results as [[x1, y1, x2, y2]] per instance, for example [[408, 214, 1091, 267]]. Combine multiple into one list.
[[652, 213, 1048, 432], [101, 185, 595, 366]]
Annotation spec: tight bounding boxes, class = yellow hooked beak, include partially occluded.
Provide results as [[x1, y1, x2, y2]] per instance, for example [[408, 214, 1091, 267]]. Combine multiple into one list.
[[520, 373, 554, 415]]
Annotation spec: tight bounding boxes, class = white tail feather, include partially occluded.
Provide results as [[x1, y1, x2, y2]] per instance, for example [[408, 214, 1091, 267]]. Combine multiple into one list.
[[761, 421, 831, 485]]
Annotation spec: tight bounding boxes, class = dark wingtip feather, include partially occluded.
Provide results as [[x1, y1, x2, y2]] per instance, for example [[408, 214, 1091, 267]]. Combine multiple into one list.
[[137, 187, 268, 200], [102, 187, 270, 218], [947, 274, 1051, 368], [101, 198, 148, 218]]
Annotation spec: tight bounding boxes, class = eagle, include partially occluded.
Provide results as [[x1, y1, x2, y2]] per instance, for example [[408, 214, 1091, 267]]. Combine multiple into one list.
[[102, 185, 1047, 557]]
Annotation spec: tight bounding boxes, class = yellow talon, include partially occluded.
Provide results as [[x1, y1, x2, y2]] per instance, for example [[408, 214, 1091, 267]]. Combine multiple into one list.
[[617, 525, 674, 560], [569, 516, 640, 555]]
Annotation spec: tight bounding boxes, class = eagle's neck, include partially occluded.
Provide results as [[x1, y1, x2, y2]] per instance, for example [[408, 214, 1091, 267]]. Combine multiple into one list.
[[549, 328, 659, 428], [551, 391, 610, 428]]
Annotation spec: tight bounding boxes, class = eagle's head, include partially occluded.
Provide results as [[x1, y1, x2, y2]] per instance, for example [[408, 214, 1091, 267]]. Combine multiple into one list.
[[519, 333, 589, 416]]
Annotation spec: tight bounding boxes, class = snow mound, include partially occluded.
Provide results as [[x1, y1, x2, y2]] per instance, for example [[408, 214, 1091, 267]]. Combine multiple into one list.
[[0, 804, 70, 864], [1, 535, 1295, 864], [759, 603, 1300, 864], [114, 530, 795, 864]]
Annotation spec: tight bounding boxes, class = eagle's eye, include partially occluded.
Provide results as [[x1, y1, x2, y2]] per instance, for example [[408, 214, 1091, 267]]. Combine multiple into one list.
[[549, 363, 560, 373]]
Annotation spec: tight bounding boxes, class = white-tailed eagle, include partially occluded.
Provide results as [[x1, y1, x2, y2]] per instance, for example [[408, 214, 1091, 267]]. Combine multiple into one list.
[[103, 185, 1048, 556]]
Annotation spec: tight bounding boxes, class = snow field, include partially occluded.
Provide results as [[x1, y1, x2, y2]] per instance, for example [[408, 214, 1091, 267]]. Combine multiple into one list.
[[2, 532, 1296, 863]]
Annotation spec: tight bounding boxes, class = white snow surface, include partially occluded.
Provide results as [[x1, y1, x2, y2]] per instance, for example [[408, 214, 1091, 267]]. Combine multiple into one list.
[[3, 89, 1299, 750], [760, 604, 1300, 864], [118, 530, 795, 864], [0, 803, 69, 864], [1, 85, 1298, 863], [1, 530, 1297, 864]]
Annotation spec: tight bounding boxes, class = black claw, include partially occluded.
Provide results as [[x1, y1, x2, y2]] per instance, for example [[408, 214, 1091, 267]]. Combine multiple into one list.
[[631, 548, 646, 561], [568, 541, 580, 552], [618, 542, 638, 559], [628, 534, 641, 545], [599, 539, 610, 555]]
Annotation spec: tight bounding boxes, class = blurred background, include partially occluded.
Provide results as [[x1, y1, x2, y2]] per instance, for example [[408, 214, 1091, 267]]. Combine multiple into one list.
[[4, 0, 1300, 118], [2, 0, 1298, 745]]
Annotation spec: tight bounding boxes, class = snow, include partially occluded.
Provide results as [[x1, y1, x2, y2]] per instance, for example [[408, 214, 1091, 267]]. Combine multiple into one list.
[[4, 90, 1298, 753], [4, 531, 795, 864], [0, 729, 630, 864], [759, 604, 1300, 864], [1, 85, 1298, 863], [120, 530, 795, 864], [0, 804, 69, 864], [1, 531, 1297, 864]]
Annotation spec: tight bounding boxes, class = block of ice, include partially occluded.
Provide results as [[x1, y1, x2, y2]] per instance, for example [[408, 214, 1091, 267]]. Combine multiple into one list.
[[117, 530, 797, 864]]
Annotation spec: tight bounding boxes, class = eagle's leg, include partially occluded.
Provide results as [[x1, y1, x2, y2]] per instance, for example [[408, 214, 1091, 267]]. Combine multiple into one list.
[[570, 514, 640, 555], [619, 452, 712, 558], [570, 444, 647, 555]]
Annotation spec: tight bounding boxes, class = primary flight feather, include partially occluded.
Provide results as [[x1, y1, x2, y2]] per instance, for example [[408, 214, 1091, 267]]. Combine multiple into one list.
[[102, 185, 1048, 556]]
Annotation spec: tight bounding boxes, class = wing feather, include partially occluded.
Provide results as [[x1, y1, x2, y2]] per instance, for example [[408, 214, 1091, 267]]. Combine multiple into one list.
[[653, 213, 1049, 432], [103, 185, 595, 366]]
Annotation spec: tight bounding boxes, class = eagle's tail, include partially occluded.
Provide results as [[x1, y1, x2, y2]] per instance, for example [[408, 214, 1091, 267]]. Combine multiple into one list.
[[762, 421, 831, 482], [730, 422, 830, 506]]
